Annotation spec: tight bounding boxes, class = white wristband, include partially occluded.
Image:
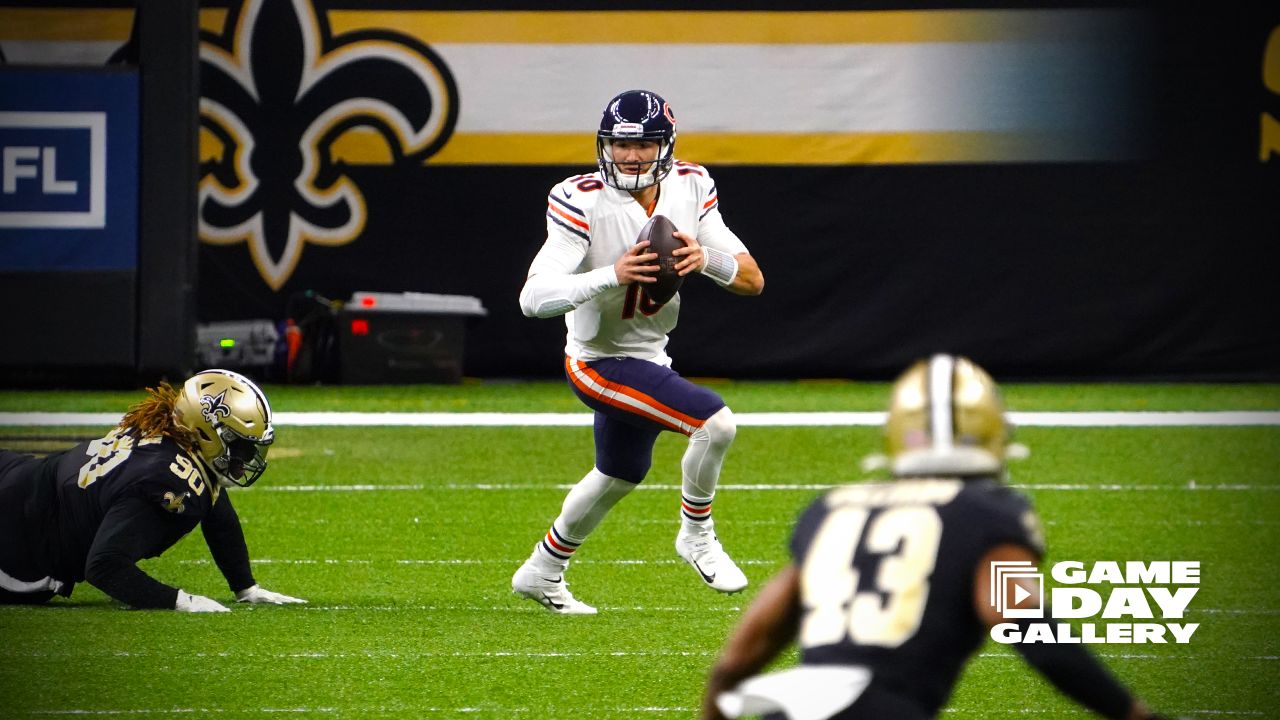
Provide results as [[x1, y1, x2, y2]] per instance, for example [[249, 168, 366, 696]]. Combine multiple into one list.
[[700, 246, 739, 287]]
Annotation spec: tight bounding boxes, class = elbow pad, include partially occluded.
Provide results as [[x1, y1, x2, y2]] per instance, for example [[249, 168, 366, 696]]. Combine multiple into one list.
[[520, 266, 618, 318]]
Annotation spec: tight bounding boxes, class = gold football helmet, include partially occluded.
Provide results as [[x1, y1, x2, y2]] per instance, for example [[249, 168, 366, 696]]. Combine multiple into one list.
[[884, 354, 1010, 477], [173, 369, 274, 487]]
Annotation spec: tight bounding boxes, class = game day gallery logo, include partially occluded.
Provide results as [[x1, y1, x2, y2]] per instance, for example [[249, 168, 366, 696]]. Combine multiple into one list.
[[989, 561, 1200, 644]]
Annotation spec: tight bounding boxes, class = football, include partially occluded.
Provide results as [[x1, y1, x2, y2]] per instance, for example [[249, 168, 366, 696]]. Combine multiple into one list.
[[636, 214, 684, 305]]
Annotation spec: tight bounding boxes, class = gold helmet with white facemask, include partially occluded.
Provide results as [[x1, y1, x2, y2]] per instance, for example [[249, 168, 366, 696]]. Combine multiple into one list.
[[884, 354, 1013, 477], [173, 369, 274, 487]]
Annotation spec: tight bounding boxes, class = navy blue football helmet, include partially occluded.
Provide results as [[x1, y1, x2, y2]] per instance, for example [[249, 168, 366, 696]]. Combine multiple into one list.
[[596, 89, 677, 191]]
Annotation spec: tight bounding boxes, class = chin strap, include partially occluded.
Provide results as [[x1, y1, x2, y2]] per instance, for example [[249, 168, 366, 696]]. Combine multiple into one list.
[[192, 453, 233, 491], [607, 166, 658, 191]]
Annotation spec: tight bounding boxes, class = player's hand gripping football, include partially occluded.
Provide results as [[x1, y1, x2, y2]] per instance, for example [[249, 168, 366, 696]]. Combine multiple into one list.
[[614, 241, 660, 285], [671, 230, 704, 277], [235, 584, 307, 605]]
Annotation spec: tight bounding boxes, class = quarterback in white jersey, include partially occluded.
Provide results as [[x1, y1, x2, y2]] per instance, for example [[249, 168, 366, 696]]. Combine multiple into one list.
[[527, 159, 748, 365], [512, 90, 764, 615]]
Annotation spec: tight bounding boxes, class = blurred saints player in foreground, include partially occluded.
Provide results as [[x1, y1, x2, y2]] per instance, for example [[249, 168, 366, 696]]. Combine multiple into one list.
[[512, 89, 764, 614], [702, 354, 1175, 720], [0, 369, 303, 612]]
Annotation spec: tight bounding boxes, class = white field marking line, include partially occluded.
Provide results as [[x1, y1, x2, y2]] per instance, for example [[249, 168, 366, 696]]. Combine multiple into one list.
[[295, 604, 744, 612], [14, 648, 1271, 661], [979, 652, 1279, 661], [12, 649, 715, 659], [947, 707, 1264, 712], [27, 709, 1264, 717], [177, 557, 780, 566], [1197, 608, 1280, 615], [163, 556, 1280, 613], [647, 515, 1278, 528], [254, 482, 1280, 492], [283, 604, 1279, 615], [30, 710, 694, 716], [104, 555, 1280, 615], [30, 707, 335, 712], [4, 410, 1280, 427]]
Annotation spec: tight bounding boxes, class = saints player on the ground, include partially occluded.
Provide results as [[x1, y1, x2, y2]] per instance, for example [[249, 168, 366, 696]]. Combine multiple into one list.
[[702, 355, 1171, 720], [513, 89, 765, 614], [0, 369, 303, 612]]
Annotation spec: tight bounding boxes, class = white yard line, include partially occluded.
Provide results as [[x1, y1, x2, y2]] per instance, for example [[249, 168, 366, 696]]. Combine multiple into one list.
[[3, 410, 1279, 427], [25, 707, 1268, 717], [943, 711, 1264, 717], [28, 710, 688, 716], [251, 482, 1279, 492], [14, 649, 714, 659], [174, 557, 780, 566], [13, 648, 1273, 661]]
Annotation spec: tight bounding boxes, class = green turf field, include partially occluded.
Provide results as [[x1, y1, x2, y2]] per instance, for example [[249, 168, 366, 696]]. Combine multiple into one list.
[[1, 381, 1277, 718]]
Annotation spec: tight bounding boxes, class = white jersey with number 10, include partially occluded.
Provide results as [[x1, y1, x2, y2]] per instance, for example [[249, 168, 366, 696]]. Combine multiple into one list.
[[528, 161, 748, 366]]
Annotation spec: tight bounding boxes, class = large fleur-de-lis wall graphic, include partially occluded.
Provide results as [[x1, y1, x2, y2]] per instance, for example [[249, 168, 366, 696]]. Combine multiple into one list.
[[199, 0, 458, 290]]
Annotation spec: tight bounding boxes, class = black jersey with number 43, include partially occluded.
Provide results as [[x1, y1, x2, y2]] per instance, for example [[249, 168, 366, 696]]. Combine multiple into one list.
[[788, 477, 1044, 718], [25, 427, 252, 607]]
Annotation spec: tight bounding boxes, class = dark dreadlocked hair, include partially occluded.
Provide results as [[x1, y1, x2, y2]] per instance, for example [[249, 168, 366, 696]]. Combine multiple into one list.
[[117, 381, 200, 454]]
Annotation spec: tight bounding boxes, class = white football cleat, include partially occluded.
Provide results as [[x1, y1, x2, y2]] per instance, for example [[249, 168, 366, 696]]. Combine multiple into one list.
[[676, 528, 748, 593], [511, 562, 598, 615]]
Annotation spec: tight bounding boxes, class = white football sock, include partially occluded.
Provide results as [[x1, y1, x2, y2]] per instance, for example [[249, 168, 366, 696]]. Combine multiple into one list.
[[532, 467, 635, 572], [680, 406, 736, 534]]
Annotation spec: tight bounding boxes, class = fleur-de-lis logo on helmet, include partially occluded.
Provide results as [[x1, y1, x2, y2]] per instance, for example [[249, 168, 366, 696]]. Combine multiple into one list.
[[200, 389, 233, 424], [199, 0, 458, 289]]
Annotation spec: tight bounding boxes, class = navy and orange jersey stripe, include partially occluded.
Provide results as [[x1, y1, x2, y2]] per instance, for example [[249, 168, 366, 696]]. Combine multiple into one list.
[[698, 184, 719, 221], [675, 160, 705, 177], [547, 192, 590, 242], [565, 357, 707, 437]]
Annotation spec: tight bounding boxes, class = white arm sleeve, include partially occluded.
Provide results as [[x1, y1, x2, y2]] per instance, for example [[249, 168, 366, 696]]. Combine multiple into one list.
[[519, 233, 618, 318], [520, 266, 618, 318]]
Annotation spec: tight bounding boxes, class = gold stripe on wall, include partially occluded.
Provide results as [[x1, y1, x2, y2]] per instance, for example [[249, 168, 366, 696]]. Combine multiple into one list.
[[694, 130, 1052, 164], [0, 8, 1119, 44], [421, 132, 1050, 166], [327, 10, 1098, 45], [0, 9, 134, 41], [200, 9, 230, 36]]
